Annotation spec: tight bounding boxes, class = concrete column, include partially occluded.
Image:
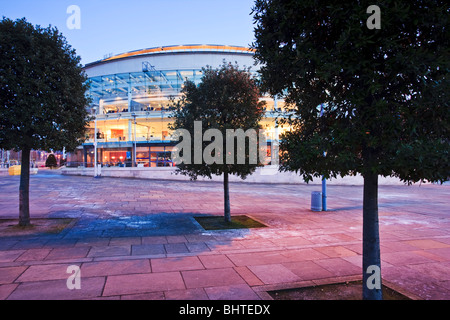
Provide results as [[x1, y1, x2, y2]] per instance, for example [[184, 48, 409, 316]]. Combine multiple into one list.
[[128, 83, 132, 111], [128, 119, 132, 142], [99, 99, 104, 114]]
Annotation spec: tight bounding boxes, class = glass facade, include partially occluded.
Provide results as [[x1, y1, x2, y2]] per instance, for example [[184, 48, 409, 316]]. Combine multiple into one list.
[[70, 47, 288, 168]]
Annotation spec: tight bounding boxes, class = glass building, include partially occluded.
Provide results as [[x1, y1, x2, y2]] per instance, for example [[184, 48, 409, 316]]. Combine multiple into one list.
[[68, 45, 287, 168]]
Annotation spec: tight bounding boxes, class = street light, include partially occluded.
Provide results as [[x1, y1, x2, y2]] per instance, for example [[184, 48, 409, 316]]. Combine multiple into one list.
[[320, 103, 327, 211], [93, 107, 100, 178], [131, 113, 137, 167]]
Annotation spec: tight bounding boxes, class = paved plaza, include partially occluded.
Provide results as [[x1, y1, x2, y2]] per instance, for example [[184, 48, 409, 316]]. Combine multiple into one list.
[[0, 170, 449, 300]]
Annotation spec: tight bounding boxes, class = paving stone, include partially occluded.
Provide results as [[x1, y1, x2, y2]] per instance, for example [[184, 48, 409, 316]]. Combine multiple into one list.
[[233, 266, 264, 286], [141, 236, 168, 244], [44, 238, 78, 248], [407, 262, 450, 281], [269, 236, 313, 247], [238, 239, 276, 249], [227, 251, 289, 266], [45, 247, 90, 261], [314, 258, 361, 277], [282, 260, 334, 281], [164, 288, 209, 300], [151, 256, 204, 272], [0, 284, 18, 300], [165, 243, 189, 254], [88, 245, 130, 258], [281, 248, 329, 262], [182, 268, 245, 289], [248, 264, 301, 285], [109, 237, 142, 246], [206, 240, 245, 252], [17, 264, 77, 282], [7, 277, 105, 300], [199, 255, 235, 269], [405, 239, 450, 250], [184, 234, 216, 243], [0, 250, 26, 263], [11, 239, 49, 250], [132, 244, 165, 256], [103, 272, 185, 296], [382, 251, 435, 266], [186, 242, 210, 253], [0, 240, 19, 251], [315, 245, 359, 258], [75, 238, 110, 247], [383, 265, 450, 300], [16, 249, 51, 262], [81, 259, 151, 277], [0, 266, 27, 284], [166, 235, 187, 243], [425, 247, 450, 261], [380, 241, 418, 253], [205, 284, 260, 300], [121, 291, 165, 300]]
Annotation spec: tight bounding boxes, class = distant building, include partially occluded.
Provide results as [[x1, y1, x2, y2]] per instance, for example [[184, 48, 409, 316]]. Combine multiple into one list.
[[68, 45, 287, 168]]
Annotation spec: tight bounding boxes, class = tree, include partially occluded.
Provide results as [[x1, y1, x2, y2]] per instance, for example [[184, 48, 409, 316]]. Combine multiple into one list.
[[45, 154, 58, 168], [0, 18, 90, 226], [169, 62, 266, 222], [252, 0, 449, 300]]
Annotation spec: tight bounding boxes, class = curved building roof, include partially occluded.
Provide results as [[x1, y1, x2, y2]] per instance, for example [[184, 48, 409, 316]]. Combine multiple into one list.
[[85, 44, 255, 67], [84, 44, 257, 79], [105, 44, 254, 61]]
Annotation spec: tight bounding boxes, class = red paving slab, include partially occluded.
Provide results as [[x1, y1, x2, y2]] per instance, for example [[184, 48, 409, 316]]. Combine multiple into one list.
[[248, 264, 301, 285], [103, 272, 185, 296], [282, 261, 334, 281], [0, 284, 18, 300], [0, 173, 449, 300], [0, 250, 26, 263], [8, 277, 105, 300], [182, 268, 246, 289], [81, 259, 151, 277], [16, 249, 51, 262], [198, 255, 235, 269], [164, 288, 209, 300], [0, 267, 27, 285], [17, 264, 77, 282], [204, 284, 261, 300], [151, 256, 204, 272], [45, 247, 90, 261]]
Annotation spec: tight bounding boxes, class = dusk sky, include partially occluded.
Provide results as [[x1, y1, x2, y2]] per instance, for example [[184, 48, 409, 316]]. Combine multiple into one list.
[[1, 0, 257, 64]]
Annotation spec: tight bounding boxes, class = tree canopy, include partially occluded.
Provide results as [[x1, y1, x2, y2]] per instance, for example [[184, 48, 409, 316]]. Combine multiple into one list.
[[252, 0, 449, 300], [169, 62, 266, 221], [252, 0, 449, 184], [0, 17, 90, 153], [169, 62, 266, 179], [0, 17, 90, 226]]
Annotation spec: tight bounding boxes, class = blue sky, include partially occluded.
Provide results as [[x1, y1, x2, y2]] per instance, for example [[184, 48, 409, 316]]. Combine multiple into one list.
[[1, 0, 257, 64]]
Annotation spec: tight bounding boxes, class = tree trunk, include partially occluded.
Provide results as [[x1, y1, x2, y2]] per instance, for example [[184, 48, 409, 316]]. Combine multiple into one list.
[[19, 147, 31, 226], [362, 172, 382, 300], [223, 168, 231, 223]]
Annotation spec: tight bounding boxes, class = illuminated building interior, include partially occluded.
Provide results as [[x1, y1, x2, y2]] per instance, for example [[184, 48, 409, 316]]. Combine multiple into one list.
[[68, 45, 288, 168]]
